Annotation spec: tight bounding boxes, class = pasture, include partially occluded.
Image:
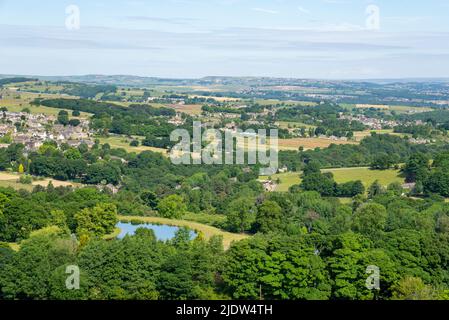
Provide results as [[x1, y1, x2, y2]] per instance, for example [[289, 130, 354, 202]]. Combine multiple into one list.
[[261, 167, 405, 192], [0, 171, 78, 191], [0, 90, 90, 118], [98, 135, 168, 155], [278, 138, 358, 151]]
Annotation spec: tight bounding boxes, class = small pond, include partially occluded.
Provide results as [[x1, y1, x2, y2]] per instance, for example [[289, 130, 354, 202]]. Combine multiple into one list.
[[116, 222, 196, 241]]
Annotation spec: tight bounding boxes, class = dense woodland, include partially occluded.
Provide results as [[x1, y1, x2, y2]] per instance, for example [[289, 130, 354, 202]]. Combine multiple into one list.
[[1, 176, 449, 300]]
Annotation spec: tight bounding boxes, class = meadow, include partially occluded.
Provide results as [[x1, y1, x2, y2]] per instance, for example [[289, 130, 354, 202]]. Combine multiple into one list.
[[98, 135, 168, 155], [341, 103, 434, 114], [0, 171, 79, 191], [261, 167, 405, 192], [278, 137, 358, 151], [0, 90, 91, 118]]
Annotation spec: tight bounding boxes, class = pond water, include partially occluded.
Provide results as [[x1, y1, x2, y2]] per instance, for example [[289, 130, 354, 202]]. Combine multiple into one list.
[[116, 222, 196, 241]]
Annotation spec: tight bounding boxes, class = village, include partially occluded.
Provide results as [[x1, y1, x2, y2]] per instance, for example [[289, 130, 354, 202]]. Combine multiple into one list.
[[0, 110, 95, 151]]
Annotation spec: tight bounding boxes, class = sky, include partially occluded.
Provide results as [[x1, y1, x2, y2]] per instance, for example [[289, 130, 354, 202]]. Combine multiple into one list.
[[0, 0, 448, 79]]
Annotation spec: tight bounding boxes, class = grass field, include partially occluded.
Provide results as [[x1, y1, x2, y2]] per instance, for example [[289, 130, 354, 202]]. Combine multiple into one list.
[[0, 171, 78, 191], [118, 215, 249, 250], [322, 167, 404, 187], [0, 90, 91, 118], [341, 103, 433, 114], [278, 138, 358, 151], [98, 135, 168, 155], [166, 104, 203, 115], [353, 129, 407, 141], [261, 167, 404, 192]]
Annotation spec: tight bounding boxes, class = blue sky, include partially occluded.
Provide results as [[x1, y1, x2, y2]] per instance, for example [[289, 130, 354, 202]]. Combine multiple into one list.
[[0, 0, 448, 79]]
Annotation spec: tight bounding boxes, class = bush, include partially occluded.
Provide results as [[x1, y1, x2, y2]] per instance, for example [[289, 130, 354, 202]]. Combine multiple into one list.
[[19, 175, 33, 185], [130, 140, 140, 147]]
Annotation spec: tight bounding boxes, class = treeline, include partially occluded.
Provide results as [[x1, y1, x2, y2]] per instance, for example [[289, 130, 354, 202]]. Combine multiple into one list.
[[62, 83, 118, 99], [276, 103, 345, 123], [400, 110, 449, 125], [32, 98, 175, 118], [0, 77, 37, 87], [394, 124, 434, 137]]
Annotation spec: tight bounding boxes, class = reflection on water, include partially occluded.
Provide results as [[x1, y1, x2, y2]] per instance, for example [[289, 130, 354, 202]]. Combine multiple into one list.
[[116, 222, 196, 241]]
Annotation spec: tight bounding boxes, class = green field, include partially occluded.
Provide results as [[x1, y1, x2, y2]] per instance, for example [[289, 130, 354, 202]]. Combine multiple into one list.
[[98, 135, 168, 155], [340, 103, 433, 114], [0, 91, 91, 118], [261, 167, 405, 192], [118, 215, 249, 250]]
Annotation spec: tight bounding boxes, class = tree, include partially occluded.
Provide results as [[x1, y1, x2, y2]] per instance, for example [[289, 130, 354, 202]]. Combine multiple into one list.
[[300, 172, 337, 197], [391, 277, 437, 300], [140, 190, 159, 210], [75, 203, 118, 238], [352, 203, 387, 238], [368, 180, 385, 199], [327, 232, 373, 300], [370, 153, 397, 170], [0, 232, 78, 300], [68, 119, 81, 127], [256, 200, 282, 233], [424, 169, 449, 197], [222, 235, 331, 300], [387, 182, 404, 196], [303, 161, 321, 176], [57, 110, 69, 126], [0, 198, 50, 242], [83, 163, 121, 185], [336, 180, 365, 197], [226, 197, 256, 233], [157, 253, 195, 300], [157, 195, 187, 219], [402, 153, 429, 183]]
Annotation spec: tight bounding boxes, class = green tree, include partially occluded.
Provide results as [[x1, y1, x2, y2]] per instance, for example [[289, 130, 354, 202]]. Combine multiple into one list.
[[157, 195, 187, 219], [402, 153, 429, 183], [256, 200, 283, 233], [75, 203, 118, 238], [352, 203, 387, 238], [391, 277, 437, 300], [226, 197, 256, 233], [140, 190, 159, 210], [57, 110, 69, 126], [368, 180, 385, 199]]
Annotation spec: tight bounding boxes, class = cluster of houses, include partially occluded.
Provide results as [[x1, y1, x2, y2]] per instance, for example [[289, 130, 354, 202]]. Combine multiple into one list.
[[167, 113, 186, 126], [339, 113, 398, 130], [0, 111, 95, 151]]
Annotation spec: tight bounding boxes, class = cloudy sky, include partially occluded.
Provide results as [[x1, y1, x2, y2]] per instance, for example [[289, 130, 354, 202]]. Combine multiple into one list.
[[0, 0, 448, 79]]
